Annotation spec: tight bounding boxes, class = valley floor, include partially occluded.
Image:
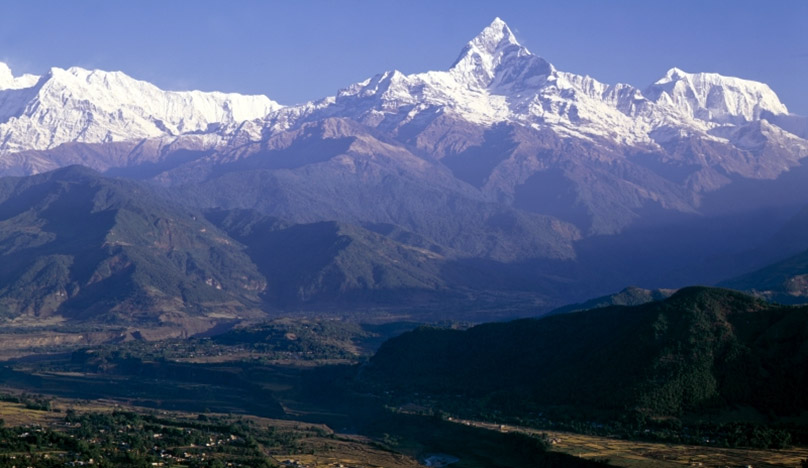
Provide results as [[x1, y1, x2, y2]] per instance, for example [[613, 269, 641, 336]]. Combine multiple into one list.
[[0, 396, 423, 468], [2, 394, 806, 468], [448, 417, 808, 468], [0, 320, 806, 468]]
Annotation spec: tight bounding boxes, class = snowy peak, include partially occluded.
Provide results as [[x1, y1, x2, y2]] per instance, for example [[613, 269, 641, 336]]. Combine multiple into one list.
[[1, 20, 805, 179], [252, 19, 808, 152], [645, 67, 788, 124], [0, 62, 40, 90], [454, 17, 520, 60], [0, 63, 14, 88], [0, 65, 282, 153], [37, 65, 281, 124], [450, 17, 554, 90]]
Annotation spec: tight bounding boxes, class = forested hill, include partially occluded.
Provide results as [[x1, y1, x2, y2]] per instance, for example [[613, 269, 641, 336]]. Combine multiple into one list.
[[363, 287, 808, 417]]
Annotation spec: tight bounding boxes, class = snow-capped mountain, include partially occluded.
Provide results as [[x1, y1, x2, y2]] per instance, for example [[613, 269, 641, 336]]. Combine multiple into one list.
[[1, 18, 805, 168], [261, 18, 804, 152], [4, 18, 801, 166], [1, 18, 807, 239], [0, 63, 281, 159], [262, 17, 657, 144], [645, 67, 788, 125], [231, 18, 806, 235], [0, 62, 39, 90], [0, 18, 807, 314]]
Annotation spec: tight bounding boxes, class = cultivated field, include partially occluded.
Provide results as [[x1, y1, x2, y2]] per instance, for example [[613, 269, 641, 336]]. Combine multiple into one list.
[[453, 418, 808, 468]]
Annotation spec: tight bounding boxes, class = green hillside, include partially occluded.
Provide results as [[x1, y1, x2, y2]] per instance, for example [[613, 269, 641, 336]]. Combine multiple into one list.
[[0, 167, 565, 332], [0, 166, 266, 325], [364, 287, 808, 417]]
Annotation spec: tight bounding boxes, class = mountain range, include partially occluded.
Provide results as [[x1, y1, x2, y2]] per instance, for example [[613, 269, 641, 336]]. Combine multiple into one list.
[[1, 18, 808, 328], [0, 166, 266, 326]]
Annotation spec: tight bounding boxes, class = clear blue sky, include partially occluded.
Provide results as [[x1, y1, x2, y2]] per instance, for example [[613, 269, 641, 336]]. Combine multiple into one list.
[[1, 0, 806, 114]]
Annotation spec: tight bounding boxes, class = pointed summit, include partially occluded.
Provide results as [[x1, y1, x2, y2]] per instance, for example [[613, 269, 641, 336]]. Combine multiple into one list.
[[450, 18, 553, 90], [660, 67, 687, 82], [465, 17, 521, 57]]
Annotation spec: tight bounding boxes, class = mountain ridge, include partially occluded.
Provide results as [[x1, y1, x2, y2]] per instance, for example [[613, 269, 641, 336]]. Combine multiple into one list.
[[0, 18, 806, 316], [1, 18, 803, 167], [0, 165, 267, 326], [2, 17, 799, 239], [0, 62, 281, 160]]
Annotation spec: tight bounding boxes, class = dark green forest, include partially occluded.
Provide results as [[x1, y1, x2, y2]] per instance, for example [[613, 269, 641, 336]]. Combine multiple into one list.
[[363, 287, 808, 447]]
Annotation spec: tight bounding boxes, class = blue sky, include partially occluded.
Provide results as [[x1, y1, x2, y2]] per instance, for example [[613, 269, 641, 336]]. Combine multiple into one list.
[[1, 0, 807, 114]]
